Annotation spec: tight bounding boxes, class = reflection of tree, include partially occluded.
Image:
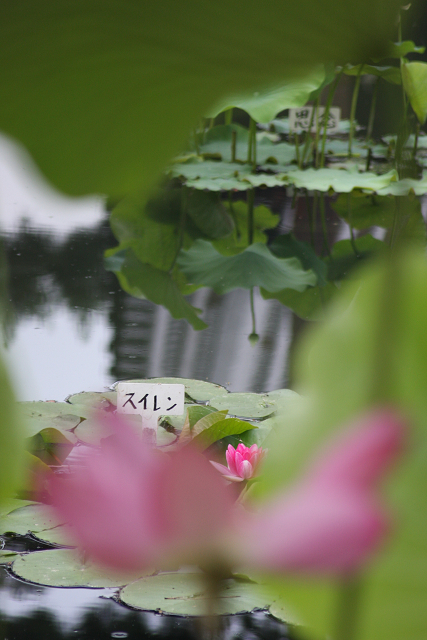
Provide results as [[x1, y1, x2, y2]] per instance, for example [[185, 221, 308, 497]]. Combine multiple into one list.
[[3, 609, 63, 640], [3, 219, 119, 321]]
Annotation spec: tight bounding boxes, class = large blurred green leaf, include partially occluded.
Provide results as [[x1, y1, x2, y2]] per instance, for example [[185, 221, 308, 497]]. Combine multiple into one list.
[[0, 0, 402, 197], [0, 356, 23, 505], [206, 67, 325, 122], [253, 251, 427, 640], [402, 62, 427, 124], [178, 240, 317, 294]]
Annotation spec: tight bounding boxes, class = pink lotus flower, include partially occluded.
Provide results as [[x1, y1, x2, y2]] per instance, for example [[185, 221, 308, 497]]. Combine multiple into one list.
[[238, 409, 405, 576], [48, 415, 234, 572], [47, 408, 405, 578], [210, 443, 267, 482]]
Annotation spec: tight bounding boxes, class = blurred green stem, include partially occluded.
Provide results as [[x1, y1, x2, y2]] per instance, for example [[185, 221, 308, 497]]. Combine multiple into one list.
[[225, 108, 233, 125], [169, 187, 187, 273], [334, 577, 362, 640], [302, 106, 316, 165], [247, 188, 254, 245], [231, 129, 237, 162], [319, 193, 331, 256], [320, 69, 343, 168], [314, 95, 321, 168], [310, 192, 318, 249], [250, 288, 256, 334], [295, 132, 301, 168], [348, 65, 363, 157]]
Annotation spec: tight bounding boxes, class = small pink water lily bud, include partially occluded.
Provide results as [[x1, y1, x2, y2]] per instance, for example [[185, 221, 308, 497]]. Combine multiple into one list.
[[237, 409, 406, 576], [210, 443, 267, 482]]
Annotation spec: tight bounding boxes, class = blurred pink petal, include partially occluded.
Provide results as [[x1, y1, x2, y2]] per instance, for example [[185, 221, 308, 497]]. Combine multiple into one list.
[[48, 415, 234, 572], [239, 409, 405, 576]]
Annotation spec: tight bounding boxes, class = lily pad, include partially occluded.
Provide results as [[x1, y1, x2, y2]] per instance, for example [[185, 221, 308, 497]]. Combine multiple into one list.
[[12, 549, 146, 588], [209, 393, 276, 419], [66, 391, 117, 409], [31, 524, 77, 548], [0, 550, 19, 564], [0, 504, 64, 536], [287, 168, 398, 192], [178, 240, 316, 294], [113, 378, 228, 403], [377, 171, 427, 196], [120, 573, 272, 615]]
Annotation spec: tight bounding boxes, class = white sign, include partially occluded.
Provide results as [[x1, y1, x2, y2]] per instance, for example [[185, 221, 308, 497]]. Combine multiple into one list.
[[116, 382, 185, 435], [288, 107, 341, 134]]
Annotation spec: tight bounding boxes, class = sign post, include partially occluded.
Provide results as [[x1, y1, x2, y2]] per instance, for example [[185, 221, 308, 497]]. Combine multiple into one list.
[[116, 382, 185, 444]]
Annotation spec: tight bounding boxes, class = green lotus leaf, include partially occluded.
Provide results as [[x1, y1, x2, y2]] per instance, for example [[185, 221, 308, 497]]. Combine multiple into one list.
[[206, 67, 325, 122], [32, 524, 77, 548], [261, 282, 337, 321], [269, 234, 327, 286], [241, 173, 289, 188], [169, 161, 252, 182], [105, 248, 207, 330], [192, 417, 254, 449], [344, 64, 401, 84], [0, 0, 403, 198], [213, 202, 280, 256], [178, 240, 316, 294], [13, 549, 147, 588], [185, 177, 251, 191], [120, 573, 272, 615], [386, 40, 426, 58], [402, 62, 427, 124], [287, 168, 398, 192], [377, 171, 427, 195]]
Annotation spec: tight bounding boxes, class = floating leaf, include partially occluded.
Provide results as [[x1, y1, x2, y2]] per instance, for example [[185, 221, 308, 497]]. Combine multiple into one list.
[[105, 249, 207, 330], [113, 377, 228, 403], [287, 168, 398, 192], [178, 240, 316, 294], [32, 524, 77, 548], [66, 391, 117, 408], [0, 550, 19, 564], [0, 503, 63, 535], [169, 161, 252, 182], [210, 393, 276, 419], [120, 573, 272, 615], [206, 67, 325, 122], [185, 190, 234, 239], [377, 172, 427, 196], [26, 428, 75, 466], [402, 62, 427, 124], [13, 549, 146, 588]]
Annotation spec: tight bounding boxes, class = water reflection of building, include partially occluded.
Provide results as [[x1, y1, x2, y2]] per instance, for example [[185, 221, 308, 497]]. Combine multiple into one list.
[[0, 196, 348, 398]]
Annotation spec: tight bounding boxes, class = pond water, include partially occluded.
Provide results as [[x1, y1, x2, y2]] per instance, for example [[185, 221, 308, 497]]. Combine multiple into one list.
[[0, 137, 349, 639]]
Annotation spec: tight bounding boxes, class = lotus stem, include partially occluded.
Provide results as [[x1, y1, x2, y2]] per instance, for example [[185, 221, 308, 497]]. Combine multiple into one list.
[[334, 577, 363, 640], [348, 65, 363, 158], [320, 69, 343, 168]]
